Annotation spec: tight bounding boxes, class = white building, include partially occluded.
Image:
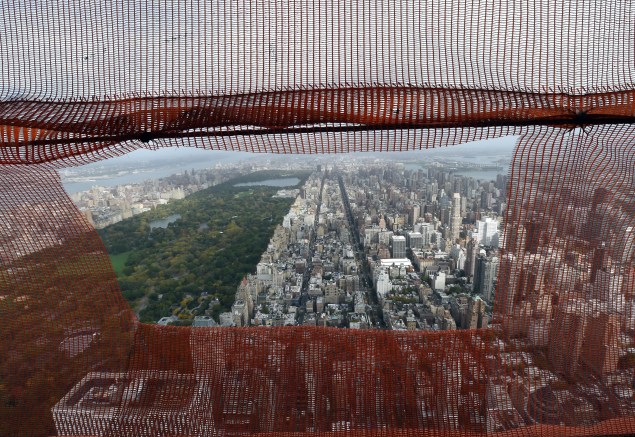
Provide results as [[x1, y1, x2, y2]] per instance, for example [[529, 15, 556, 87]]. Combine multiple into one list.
[[433, 272, 446, 291], [476, 217, 499, 247], [416, 222, 434, 247], [376, 270, 393, 298], [450, 193, 462, 243]]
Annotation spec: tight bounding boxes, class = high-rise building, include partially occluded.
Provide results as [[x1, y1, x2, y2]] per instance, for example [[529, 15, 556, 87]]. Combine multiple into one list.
[[548, 300, 588, 378], [525, 219, 541, 254], [379, 230, 394, 246], [450, 193, 462, 243], [465, 296, 487, 329], [364, 225, 381, 246], [581, 312, 620, 376], [476, 217, 499, 247], [481, 191, 493, 210], [460, 196, 467, 217], [474, 255, 499, 302], [497, 254, 520, 315], [390, 235, 407, 258], [406, 231, 423, 250], [465, 238, 477, 281], [417, 222, 434, 247], [409, 204, 420, 225]]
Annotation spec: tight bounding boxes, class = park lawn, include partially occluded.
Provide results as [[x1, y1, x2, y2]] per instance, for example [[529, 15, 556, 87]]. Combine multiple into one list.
[[109, 251, 131, 276]]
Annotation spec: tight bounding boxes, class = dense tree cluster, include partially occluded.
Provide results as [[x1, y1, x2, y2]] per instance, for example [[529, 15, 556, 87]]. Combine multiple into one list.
[[99, 171, 310, 323]]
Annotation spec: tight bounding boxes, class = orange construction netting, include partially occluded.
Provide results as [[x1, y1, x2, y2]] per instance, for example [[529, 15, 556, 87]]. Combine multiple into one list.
[[1, 1, 635, 436]]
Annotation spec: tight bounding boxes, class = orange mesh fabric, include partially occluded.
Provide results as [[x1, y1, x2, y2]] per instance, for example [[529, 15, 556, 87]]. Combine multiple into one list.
[[3, 91, 635, 165], [3, 1, 635, 166], [3, 130, 635, 437], [0, 167, 135, 436], [1, 1, 635, 437]]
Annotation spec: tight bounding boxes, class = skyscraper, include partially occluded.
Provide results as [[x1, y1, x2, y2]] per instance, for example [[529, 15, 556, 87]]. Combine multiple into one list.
[[548, 300, 588, 378], [390, 235, 407, 258], [473, 254, 499, 303], [465, 237, 477, 281], [497, 254, 519, 315], [480, 191, 493, 210], [406, 231, 423, 250], [450, 193, 462, 243], [581, 312, 620, 376], [476, 217, 499, 247], [525, 219, 541, 254]]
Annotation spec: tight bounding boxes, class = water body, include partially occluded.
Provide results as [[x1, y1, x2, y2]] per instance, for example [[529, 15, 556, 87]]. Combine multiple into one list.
[[64, 168, 180, 194], [150, 214, 181, 230], [61, 149, 256, 194], [234, 177, 301, 187], [403, 162, 508, 181]]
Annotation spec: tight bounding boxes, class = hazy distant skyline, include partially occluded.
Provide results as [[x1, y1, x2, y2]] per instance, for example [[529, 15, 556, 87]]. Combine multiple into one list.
[[65, 135, 517, 168], [60, 136, 517, 194]]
